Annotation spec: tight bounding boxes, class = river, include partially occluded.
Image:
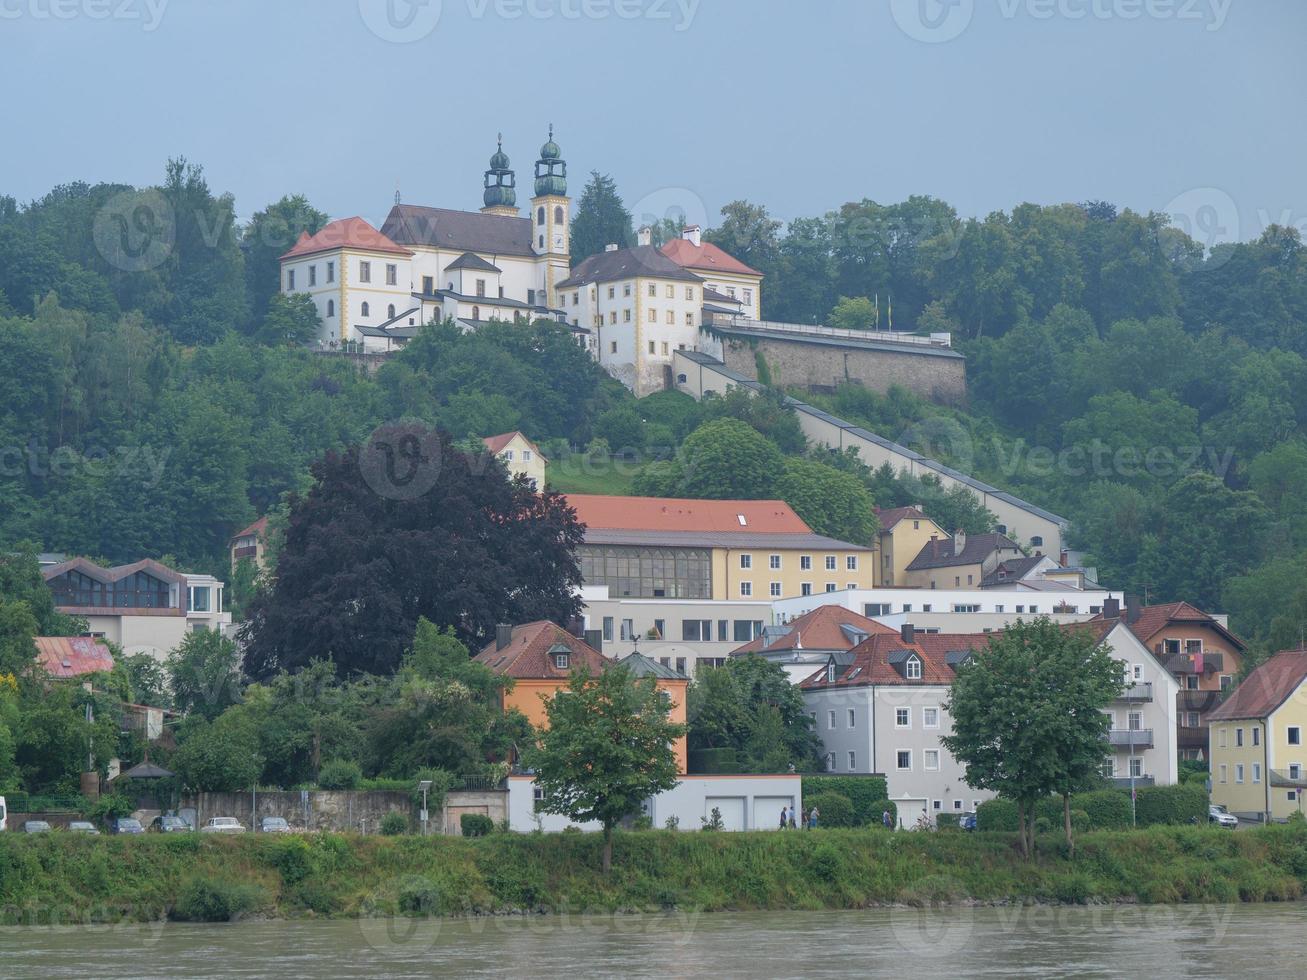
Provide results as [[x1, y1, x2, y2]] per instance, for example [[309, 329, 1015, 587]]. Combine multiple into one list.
[[1, 904, 1304, 977]]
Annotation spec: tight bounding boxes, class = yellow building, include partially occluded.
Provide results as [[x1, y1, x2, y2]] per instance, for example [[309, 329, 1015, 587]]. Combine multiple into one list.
[[902, 529, 1025, 591], [567, 495, 876, 602], [875, 506, 944, 586], [482, 431, 548, 489], [1209, 649, 1307, 822], [229, 516, 269, 574]]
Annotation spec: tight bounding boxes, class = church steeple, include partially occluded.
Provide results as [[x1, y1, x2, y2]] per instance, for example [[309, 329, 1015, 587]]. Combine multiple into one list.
[[481, 133, 518, 216], [534, 123, 567, 197]]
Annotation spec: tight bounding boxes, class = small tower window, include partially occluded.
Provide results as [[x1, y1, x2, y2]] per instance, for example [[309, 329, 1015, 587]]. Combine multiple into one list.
[[361, 302, 370, 318], [472, 306, 480, 320], [555, 205, 565, 225], [387, 304, 396, 319], [326, 300, 335, 317], [537, 206, 545, 225], [539, 235, 545, 249]]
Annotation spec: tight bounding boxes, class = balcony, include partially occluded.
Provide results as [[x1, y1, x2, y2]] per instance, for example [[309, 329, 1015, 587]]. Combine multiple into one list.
[[1108, 729, 1154, 749], [1164, 651, 1224, 674], [1119, 682, 1153, 702], [1178, 689, 1223, 712], [1108, 776, 1155, 790], [1178, 726, 1208, 750], [232, 546, 258, 560]]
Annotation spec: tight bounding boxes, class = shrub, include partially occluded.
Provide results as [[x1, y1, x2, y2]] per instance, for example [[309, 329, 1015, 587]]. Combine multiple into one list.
[[810, 843, 841, 880], [805, 792, 854, 828], [461, 813, 493, 837], [976, 798, 1018, 832], [664, 815, 680, 831], [270, 836, 314, 885], [1034, 816, 1052, 835], [688, 748, 740, 774], [380, 811, 408, 836], [701, 807, 724, 831], [801, 776, 889, 825], [317, 759, 361, 790], [936, 813, 961, 830], [171, 877, 264, 922], [1076, 790, 1133, 830], [1070, 809, 1090, 834], [1135, 784, 1207, 827]]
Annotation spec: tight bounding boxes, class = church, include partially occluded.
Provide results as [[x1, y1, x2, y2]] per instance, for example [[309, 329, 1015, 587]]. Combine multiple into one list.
[[278, 128, 763, 396]]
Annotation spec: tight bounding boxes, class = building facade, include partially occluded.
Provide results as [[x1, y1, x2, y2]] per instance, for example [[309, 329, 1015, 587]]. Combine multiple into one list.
[[481, 431, 548, 488]]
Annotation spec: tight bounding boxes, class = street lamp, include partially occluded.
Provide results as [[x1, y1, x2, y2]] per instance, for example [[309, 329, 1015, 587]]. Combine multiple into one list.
[[418, 779, 433, 836]]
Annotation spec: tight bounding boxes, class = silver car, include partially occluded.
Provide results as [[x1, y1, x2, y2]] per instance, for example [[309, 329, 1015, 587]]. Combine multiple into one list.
[[259, 816, 292, 834], [200, 816, 246, 834], [68, 821, 100, 835], [1209, 804, 1239, 829], [21, 820, 52, 834]]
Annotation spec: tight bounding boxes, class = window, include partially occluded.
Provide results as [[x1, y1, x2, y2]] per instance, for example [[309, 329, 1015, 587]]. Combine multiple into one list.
[[800, 556, 812, 571], [801, 583, 812, 596], [953, 799, 963, 811], [607, 286, 615, 299], [1100, 758, 1115, 778], [846, 555, 858, 570], [1236, 728, 1244, 747], [740, 554, 752, 569], [602, 617, 614, 642], [769, 554, 781, 570], [769, 582, 782, 597], [1253, 763, 1262, 783], [662, 341, 669, 355], [1236, 764, 1244, 784], [906, 658, 923, 680], [743, 288, 753, 305], [648, 340, 655, 355], [573, 291, 580, 304], [648, 283, 656, 297], [1129, 757, 1143, 778], [665, 284, 674, 298], [1290, 727, 1302, 746], [326, 299, 334, 317], [1031, 536, 1043, 547], [522, 450, 532, 461], [666, 310, 674, 325], [896, 708, 910, 728], [1291, 764, 1302, 781], [827, 710, 836, 730], [847, 751, 856, 771], [620, 619, 634, 641], [864, 603, 891, 616], [923, 707, 939, 728], [359, 261, 371, 283], [187, 586, 210, 612], [287, 269, 295, 290], [1185, 712, 1200, 728], [681, 619, 712, 642], [555, 206, 565, 225], [610, 341, 617, 354], [1220, 674, 1233, 690], [896, 750, 911, 771], [554, 652, 570, 670], [826, 664, 836, 683], [652, 618, 664, 639], [685, 312, 695, 326], [824, 583, 837, 593], [1128, 711, 1142, 731], [1218, 727, 1227, 748], [1132, 664, 1144, 681], [718, 620, 728, 641], [327, 261, 335, 283], [387, 304, 396, 319], [726, 286, 736, 297], [308, 265, 317, 286], [386, 263, 397, 285], [647, 308, 657, 322], [1253, 727, 1261, 746], [361, 301, 370, 317], [624, 283, 632, 297], [924, 750, 940, 771], [825, 555, 837, 571], [1219, 764, 1227, 783], [1186, 674, 1200, 690], [740, 582, 752, 597], [473, 306, 481, 320], [847, 709, 856, 728]]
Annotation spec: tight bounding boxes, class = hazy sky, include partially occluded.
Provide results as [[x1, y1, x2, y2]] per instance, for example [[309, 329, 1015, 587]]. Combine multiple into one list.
[[3, 0, 1303, 246]]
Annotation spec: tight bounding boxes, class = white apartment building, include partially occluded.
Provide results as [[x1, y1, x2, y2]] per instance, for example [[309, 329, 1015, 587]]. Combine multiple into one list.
[[773, 585, 1123, 628]]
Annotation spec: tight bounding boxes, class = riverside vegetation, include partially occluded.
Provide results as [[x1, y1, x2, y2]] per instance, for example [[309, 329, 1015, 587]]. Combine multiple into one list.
[[3, 824, 1307, 925]]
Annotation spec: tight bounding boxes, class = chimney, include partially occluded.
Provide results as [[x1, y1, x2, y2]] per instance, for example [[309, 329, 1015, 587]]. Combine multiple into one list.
[[683, 225, 702, 247], [637, 225, 652, 247], [901, 622, 915, 645], [953, 528, 967, 554], [495, 623, 513, 651], [1102, 597, 1121, 620], [604, 243, 619, 252], [1125, 595, 1142, 625], [584, 629, 603, 653]]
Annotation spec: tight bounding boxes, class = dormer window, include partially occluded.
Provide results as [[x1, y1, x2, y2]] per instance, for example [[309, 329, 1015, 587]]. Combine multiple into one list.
[[554, 652, 570, 670], [906, 657, 923, 680], [826, 663, 836, 683]]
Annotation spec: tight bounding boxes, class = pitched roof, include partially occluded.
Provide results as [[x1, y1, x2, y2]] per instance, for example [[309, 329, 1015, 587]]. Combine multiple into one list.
[[42, 556, 188, 587], [482, 430, 547, 462], [906, 533, 1022, 571], [877, 506, 930, 532], [566, 495, 812, 535], [231, 516, 268, 542], [981, 555, 1047, 587], [616, 651, 688, 680], [702, 287, 743, 305], [661, 237, 762, 277], [472, 622, 610, 680], [731, 605, 897, 656], [800, 630, 993, 689], [381, 204, 534, 257], [1113, 601, 1246, 651], [280, 217, 412, 260], [444, 251, 502, 273], [1209, 650, 1307, 721], [34, 636, 116, 678], [557, 245, 702, 289]]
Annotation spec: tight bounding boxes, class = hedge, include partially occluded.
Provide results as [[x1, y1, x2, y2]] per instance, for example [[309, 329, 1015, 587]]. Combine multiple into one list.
[[804, 792, 854, 828], [800, 776, 888, 825], [688, 748, 740, 774], [460, 814, 494, 837], [936, 812, 961, 830], [980, 788, 1191, 833], [977, 798, 1018, 831]]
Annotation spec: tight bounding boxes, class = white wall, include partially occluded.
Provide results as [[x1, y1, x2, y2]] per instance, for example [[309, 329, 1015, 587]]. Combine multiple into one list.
[[773, 587, 1122, 624]]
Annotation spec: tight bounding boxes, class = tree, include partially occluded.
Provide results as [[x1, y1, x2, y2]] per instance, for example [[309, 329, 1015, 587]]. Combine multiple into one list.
[[773, 457, 876, 544], [242, 194, 328, 324], [0, 598, 39, 677], [255, 292, 321, 346], [243, 423, 584, 677], [120, 651, 171, 708], [168, 629, 244, 721], [704, 201, 781, 281], [941, 618, 1122, 857], [828, 296, 877, 331], [527, 665, 684, 873], [568, 173, 633, 263], [676, 418, 785, 499], [171, 714, 263, 792]]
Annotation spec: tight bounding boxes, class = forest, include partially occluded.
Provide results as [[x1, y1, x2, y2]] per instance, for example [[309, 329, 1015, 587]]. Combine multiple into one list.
[[2, 161, 1307, 658]]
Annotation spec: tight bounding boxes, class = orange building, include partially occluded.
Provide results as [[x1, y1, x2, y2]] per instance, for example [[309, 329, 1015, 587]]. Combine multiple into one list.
[[474, 621, 689, 773]]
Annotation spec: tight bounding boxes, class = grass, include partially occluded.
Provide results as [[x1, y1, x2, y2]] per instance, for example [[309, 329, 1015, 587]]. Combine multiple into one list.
[[2, 824, 1306, 924], [545, 455, 647, 495]]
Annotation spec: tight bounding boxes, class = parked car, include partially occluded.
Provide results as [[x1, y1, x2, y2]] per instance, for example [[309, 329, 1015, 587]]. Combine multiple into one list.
[[200, 816, 246, 834], [259, 816, 291, 834], [960, 813, 978, 832], [22, 820, 52, 834], [0, 795, 7, 832], [112, 818, 145, 835], [1209, 804, 1239, 829], [68, 821, 100, 835], [149, 815, 193, 833]]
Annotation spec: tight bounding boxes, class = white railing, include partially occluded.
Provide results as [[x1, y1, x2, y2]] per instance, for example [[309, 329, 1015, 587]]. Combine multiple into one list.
[[708, 314, 952, 348]]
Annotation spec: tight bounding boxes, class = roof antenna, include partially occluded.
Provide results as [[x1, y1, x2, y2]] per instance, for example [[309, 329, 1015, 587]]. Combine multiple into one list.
[[395, 186, 401, 205]]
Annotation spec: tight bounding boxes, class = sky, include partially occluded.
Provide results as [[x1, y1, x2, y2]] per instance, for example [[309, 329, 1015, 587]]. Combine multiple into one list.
[[2, 0, 1304, 247]]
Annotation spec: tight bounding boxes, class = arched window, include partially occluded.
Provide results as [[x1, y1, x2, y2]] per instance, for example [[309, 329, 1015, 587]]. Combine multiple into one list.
[[537, 206, 545, 225], [538, 235, 544, 249], [387, 304, 396, 319], [1030, 536, 1043, 547], [554, 205, 564, 225], [472, 306, 480, 320], [326, 300, 335, 317], [361, 302, 370, 318]]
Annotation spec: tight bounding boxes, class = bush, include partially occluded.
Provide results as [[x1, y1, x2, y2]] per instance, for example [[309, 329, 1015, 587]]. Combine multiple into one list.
[[936, 812, 961, 830], [461, 813, 494, 837], [976, 798, 1018, 832], [869, 799, 898, 829], [805, 792, 854, 828], [1034, 816, 1052, 835], [1070, 809, 1090, 834], [701, 807, 724, 831], [801, 776, 888, 825], [688, 748, 739, 774], [317, 759, 361, 790], [1074, 790, 1133, 830], [380, 811, 408, 836], [171, 877, 264, 922], [1135, 783, 1207, 827]]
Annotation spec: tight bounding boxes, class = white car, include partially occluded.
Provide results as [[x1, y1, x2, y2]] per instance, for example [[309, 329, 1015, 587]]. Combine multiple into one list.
[[200, 816, 246, 834], [1209, 804, 1238, 829]]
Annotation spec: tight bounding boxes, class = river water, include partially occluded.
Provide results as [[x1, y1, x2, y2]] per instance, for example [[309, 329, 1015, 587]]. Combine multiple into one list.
[[1, 904, 1303, 978]]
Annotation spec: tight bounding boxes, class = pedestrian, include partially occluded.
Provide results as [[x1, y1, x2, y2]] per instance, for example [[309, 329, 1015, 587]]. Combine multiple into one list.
[[801, 806, 809, 829], [882, 809, 892, 830], [809, 806, 819, 830], [789, 808, 797, 830], [779, 805, 788, 830]]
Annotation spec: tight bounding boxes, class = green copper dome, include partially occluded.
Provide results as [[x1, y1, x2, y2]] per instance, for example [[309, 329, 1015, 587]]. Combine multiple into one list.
[[484, 133, 516, 208], [534, 124, 567, 197]]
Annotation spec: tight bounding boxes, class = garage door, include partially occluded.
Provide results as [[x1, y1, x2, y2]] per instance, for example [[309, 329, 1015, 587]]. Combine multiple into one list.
[[754, 796, 795, 830], [704, 797, 746, 831], [897, 799, 927, 829]]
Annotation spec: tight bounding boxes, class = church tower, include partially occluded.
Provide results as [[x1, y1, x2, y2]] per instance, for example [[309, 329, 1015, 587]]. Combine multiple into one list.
[[481, 135, 519, 217], [530, 124, 570, 306]]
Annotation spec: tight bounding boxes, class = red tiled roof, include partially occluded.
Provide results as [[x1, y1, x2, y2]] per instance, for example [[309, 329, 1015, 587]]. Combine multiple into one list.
[[800, 630, 995, 689], [731, 605, 897, 656], [1209, 650, 1307, 721], [34, 637, 116, 678], [482, 431, 547, 462], [280, 217, 413, 260], [231, 516, 268, 542], [565, 495, 812, 535], [1092, 601, 1247, 652], [473, 622, 610, 680], [876, 506, 930, 532], [661, 237, 762, 277]]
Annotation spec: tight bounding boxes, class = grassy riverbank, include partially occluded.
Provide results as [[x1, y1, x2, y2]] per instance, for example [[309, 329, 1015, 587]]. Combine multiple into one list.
[[3, 825, 1306, 924]]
